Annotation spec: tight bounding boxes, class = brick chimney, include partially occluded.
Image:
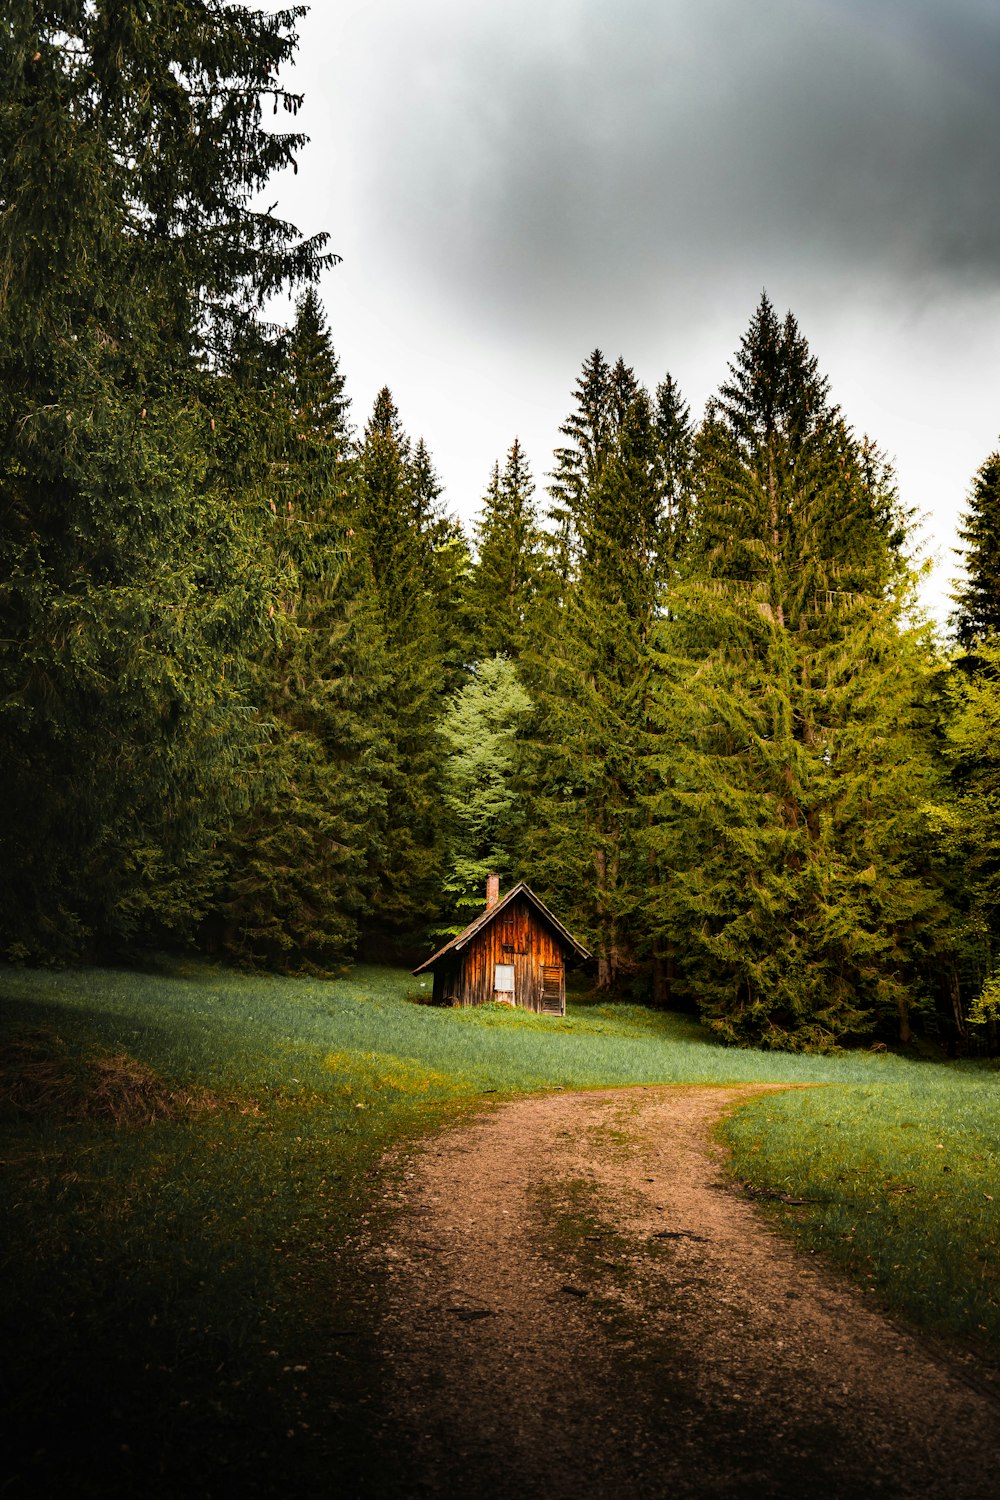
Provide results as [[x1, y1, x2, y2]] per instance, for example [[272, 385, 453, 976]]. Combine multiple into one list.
[[486, 873, 500, 910]]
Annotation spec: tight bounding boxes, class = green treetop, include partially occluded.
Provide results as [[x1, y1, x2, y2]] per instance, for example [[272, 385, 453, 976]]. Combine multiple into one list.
[[468, 439, 545, 660], [649, 295, 949, 1048], [438, 655, 533, 931]]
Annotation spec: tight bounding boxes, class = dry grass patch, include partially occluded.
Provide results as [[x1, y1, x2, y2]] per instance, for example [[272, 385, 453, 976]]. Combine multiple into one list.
[[0, 1028, 218, 1127]]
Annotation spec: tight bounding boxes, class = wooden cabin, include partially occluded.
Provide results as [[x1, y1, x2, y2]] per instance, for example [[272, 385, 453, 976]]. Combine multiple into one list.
[[413, 877, 591, 1015]]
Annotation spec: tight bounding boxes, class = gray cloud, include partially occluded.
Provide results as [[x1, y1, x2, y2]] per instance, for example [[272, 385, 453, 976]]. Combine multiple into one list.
[[351, 0, 1000, 340], [279, 1, 1000, 624]]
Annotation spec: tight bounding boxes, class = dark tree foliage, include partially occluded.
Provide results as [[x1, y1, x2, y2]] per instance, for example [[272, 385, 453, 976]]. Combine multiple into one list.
[[214, 290, 389, 972], [653, 373, 696, 567], [467, 439, 545, 660], [353, 390, 459, 943], [526, 359, 668, 989], [0, 2, 333, 958], [944, 446, 1000, 1044], [953, 451, 1000, 651]]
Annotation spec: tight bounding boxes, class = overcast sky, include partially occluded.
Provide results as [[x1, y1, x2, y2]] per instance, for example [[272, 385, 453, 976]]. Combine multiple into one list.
[[271, 0, 1000, 627]]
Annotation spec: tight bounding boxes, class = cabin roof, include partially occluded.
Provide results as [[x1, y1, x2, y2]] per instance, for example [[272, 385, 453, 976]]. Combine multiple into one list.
[[412, 881, 592, 975]]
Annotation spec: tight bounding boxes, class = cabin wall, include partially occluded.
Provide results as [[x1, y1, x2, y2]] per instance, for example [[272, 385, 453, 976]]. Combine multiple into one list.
[[432, 959, 462, 1006], [455, 895, 566, 1015]]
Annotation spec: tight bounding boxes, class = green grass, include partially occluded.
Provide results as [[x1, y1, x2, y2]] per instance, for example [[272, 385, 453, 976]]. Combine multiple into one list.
[[720, 1073, 1000, 1345], [1, 959, 997, 1496]]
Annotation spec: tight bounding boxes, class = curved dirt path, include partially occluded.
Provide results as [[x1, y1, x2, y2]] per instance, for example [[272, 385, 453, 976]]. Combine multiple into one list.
[[370, 1086, 998, 1499]]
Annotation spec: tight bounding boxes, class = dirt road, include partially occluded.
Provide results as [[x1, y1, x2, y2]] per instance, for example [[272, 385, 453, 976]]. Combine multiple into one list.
[[366, 1086, 999, 1498]]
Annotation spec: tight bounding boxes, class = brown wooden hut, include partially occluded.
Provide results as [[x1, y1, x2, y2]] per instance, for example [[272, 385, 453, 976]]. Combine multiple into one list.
[[412, 877, 591, 1015]]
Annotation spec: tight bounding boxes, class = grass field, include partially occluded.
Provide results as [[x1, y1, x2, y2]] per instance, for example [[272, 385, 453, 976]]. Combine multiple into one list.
[[2, 960, 997, 1497]]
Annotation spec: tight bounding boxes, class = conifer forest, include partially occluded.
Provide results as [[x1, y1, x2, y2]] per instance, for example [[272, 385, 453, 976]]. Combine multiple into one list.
[[3, 3, 1000, 1055]]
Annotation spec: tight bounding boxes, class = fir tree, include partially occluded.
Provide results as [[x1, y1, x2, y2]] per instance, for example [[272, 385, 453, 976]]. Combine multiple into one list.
[[467, 439, 545, 660], [945, 445, 1000, 1042], [215, 290, 388, 971], [653, 374, 696, 567], [649, 297, 949, 1048], [409, 437, 474, 695], [952, 451, 1000, 650], [527, 366, 667, 989], [0, 1, 331, 958], [354, 390, 450, 941], [548, 349, 614, 580], [945, 639, 1000, 1040]]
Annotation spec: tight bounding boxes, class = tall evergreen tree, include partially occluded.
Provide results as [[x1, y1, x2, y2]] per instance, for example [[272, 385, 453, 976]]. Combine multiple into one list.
[[214, 290, 389, 970], [649, 296, 948, 1048], [944, 638, 1000, 1041], [409, 437, 474, 695], [467, 439, 545, 660], [944, 444, 1000, 1045], [526, 364, 668, 988], [0, 1, 331, 958], [548, 349, 614, 581], [952, 450, 1000, 650], [653, 373, 696, 568], [353, 390, 452, 943]]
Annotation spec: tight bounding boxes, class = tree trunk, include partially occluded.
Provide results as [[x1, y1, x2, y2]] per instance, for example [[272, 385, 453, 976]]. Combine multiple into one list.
[[897, 995, 912, 1045]]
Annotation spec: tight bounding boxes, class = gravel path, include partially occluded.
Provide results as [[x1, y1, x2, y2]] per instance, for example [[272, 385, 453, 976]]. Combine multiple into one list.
[[369, 1086, 999, 1499]]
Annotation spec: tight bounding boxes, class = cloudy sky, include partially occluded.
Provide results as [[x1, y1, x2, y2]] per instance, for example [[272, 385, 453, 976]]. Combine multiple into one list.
[[271, 0, 1000, 625]]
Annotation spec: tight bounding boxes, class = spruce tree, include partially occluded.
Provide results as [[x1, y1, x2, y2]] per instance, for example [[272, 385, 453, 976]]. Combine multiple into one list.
[[952, 451, 1000, 650], [409, 437, 474, 695], [945, 443, 1000, 1041], [215, 290, 389, 971], [548, 349, 614, 581], [353, 390, 450, 943], [654, 374, 696, 568], [649, 296, 948, 1047], [467, 439, 545, 660], [0, 1, 331, 958], [526, 364, 668, 989]]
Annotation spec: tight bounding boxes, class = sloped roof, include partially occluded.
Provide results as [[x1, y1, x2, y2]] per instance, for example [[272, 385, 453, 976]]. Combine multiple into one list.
[[412, 881, 592, 974]]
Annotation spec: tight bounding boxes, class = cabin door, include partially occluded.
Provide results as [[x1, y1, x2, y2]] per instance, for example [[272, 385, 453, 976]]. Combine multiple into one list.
[[540, 963, 564, 1015]]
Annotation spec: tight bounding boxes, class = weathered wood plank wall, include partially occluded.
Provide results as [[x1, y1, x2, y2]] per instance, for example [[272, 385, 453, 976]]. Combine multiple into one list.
[[440, 895, 566, 1015]]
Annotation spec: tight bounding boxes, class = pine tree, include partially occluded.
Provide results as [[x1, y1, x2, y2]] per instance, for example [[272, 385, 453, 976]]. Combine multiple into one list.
[[0, 1, 332, 958], [548, 349, 614, 581], [438, 655, 533, 931], [653, 374, 696, 568], [526, 363, 668, 989], [214, 290, 389, 971], [945, 443, 1000, 1043], [409, 437, 474, 695], [952, 451, 1000, 650], [467, 439, 545, 660], [353, 390, 450, 942], [649, 297, 949, 1048]]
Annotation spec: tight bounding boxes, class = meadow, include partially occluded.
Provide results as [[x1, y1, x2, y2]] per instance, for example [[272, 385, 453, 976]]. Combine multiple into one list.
[[1, 960, 997, 1496]]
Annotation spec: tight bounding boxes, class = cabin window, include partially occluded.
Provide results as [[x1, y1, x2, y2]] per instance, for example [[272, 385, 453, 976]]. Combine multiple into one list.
[[494, 963, 515, 994]]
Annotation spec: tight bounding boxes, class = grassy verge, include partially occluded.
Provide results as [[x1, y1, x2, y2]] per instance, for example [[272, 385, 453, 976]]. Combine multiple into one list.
[[719, 1074, 1000, 1348], [1, 960, 997, 1495]]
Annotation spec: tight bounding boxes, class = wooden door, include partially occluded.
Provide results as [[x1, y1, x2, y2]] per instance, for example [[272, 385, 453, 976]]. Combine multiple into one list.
[[540, 963, 564, 1015]]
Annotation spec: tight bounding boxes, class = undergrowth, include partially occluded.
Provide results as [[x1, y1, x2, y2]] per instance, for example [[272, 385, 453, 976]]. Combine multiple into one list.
[[1, 959, 996, 1496]]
